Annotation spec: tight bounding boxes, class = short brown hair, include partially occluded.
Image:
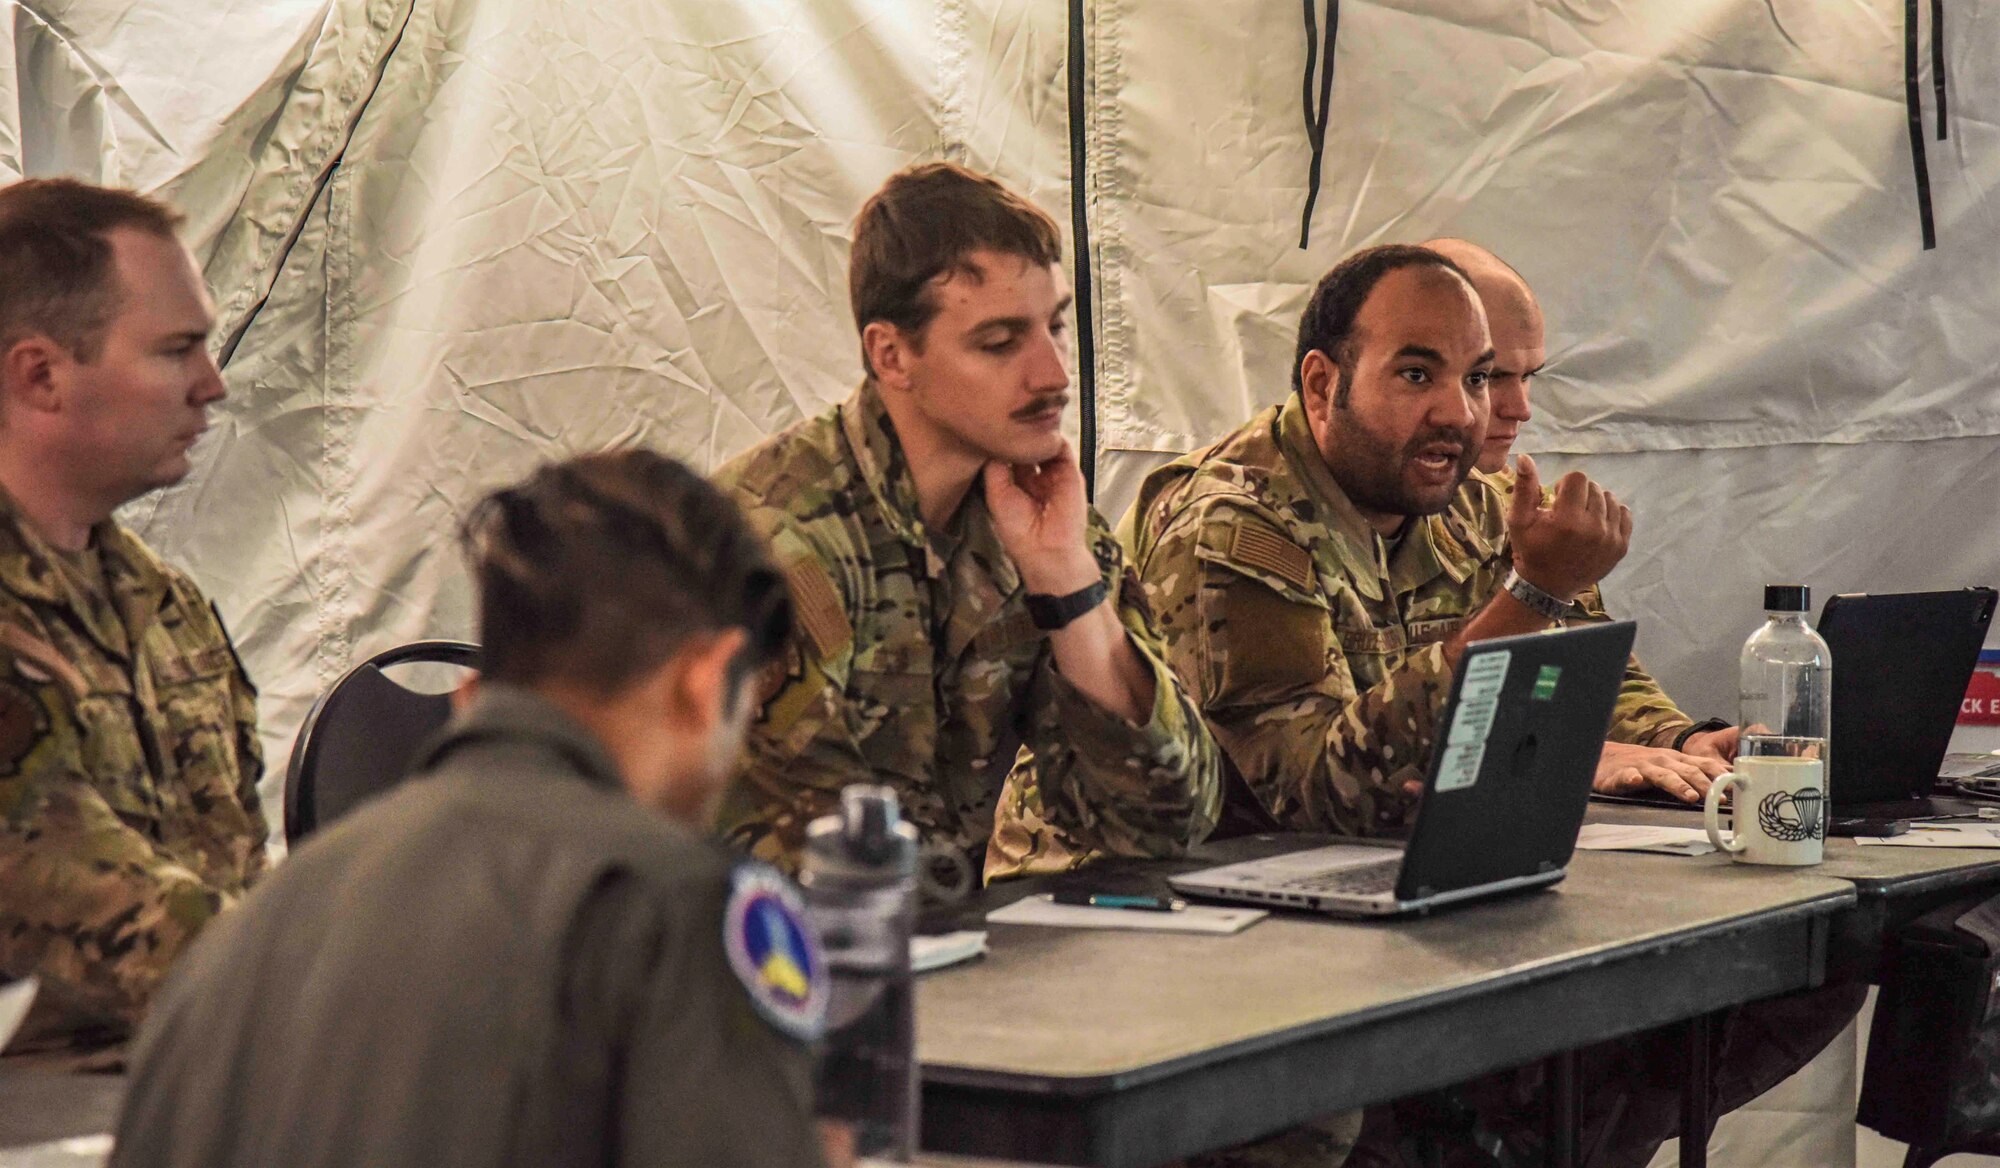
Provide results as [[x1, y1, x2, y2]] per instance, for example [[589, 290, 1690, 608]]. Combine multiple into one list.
[[462, 450, 791, 699], [0, 179, 184, 362], [849, 162, 1063, 375]]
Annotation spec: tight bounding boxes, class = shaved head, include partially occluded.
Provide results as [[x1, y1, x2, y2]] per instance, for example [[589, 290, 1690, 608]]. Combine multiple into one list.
[[1419, 239, 1540, 341], [1419, 239, 1545, 473]]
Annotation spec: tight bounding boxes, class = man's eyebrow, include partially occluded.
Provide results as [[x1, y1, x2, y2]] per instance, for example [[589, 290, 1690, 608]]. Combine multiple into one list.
[[1053, 294, 1074, 316], [967, 315, 1033, 335], [1391, 345, 1445, 363], [165, 329, 210, 346], [1474, 347, 1497, 367]]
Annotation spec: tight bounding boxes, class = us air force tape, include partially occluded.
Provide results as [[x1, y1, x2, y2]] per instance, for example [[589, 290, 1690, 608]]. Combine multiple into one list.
[[723, 864, 828, 1043]]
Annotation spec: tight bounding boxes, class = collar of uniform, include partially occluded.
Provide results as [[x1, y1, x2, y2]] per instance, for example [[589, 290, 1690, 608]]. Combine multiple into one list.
[[0, 485, 169, 658], [0, 485, 68, 605], [1273, 395, 1391, 602], [96, 522, 174, 645], [1389, 513, 1457, 593], [930, 477, 1023, 659], [416, 683, 628, 794], [838, 380, 931, 556]]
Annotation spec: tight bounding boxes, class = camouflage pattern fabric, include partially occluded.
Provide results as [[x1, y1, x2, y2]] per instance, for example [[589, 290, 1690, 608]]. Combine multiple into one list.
[[0, 491, 265, 1053], [1120, 397, 1692, 839], [712, 382, 1221, 882]]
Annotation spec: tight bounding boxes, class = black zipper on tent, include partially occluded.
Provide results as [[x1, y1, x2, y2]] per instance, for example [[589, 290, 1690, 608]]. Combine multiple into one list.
[[1068, 0, 1098, 499], [1931, 0, 1948, 140], [1905, 0, 1937, 250], [216, 0, 420, 367], [1298, 0, 1339, 249]]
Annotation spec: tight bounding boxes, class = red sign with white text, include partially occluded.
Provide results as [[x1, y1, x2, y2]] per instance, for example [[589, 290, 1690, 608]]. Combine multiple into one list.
[[1963, 670, 2000, 726]]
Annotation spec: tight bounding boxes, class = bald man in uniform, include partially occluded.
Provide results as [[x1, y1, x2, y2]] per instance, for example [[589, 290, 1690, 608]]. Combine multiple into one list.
[[1420, 238, 1738, 803]]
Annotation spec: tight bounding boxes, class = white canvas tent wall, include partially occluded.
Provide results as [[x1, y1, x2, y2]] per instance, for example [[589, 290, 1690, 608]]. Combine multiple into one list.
[[3, 3, 1994, 1159], [7, 0, 1994, 798]]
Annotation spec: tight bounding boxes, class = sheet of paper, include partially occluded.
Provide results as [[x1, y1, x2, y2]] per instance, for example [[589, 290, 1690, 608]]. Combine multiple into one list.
[[0, 1134, 114, 1166], [1576, 824, 1717, 856], [912, 931, 988, 973], [986, 895, 1266, 935], [0, 976, 36, 1051], [1856, 824, 2000, 848]]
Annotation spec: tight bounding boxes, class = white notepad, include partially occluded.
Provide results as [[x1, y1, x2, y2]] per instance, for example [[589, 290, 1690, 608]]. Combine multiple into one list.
[[1576, 823, 1717, 856], [986, 894, 1266, 934], [0, 976, 36, 1051], [912, 930, 989, 973]]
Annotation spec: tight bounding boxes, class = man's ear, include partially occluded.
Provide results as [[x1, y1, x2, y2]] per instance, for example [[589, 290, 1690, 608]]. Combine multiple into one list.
[[667, 627, 751, 733], [1, 336, 68, 418], [862, 321, 915, 393], [1298, 348, 1338, 423]]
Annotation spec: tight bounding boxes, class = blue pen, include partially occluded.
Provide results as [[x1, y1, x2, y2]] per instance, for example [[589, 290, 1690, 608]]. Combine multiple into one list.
[[1051, 890, 1186, 912]]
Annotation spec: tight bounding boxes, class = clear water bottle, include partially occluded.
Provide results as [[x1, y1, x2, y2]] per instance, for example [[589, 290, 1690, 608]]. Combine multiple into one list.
[[800, 786, 920, 1161], [1739, 584, 1831, 763]]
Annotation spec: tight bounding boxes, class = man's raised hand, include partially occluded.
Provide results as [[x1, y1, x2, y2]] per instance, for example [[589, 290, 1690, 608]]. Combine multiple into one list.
[[1506, 453, 1631, 601]]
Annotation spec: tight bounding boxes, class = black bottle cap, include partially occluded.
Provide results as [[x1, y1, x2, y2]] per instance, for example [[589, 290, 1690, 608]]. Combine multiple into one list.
[[1763, 584, 1809, 612]]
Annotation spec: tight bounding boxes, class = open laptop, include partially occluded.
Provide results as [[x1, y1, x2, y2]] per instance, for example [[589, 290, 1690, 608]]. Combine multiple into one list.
[[1170, 621, 1636, 918], [1588, 588, 1996, 822], [1820, 589, 1995, 818]]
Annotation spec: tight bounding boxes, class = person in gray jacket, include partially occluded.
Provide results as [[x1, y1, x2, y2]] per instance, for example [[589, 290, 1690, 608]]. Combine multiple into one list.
[[111, 449, 841, 1168]]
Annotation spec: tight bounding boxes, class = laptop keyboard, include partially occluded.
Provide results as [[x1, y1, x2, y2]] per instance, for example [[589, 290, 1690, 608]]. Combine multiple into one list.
[[1278, 859, 1402, 897]]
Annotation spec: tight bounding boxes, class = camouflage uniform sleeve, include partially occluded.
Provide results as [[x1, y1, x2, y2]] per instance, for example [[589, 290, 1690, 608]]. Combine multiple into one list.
[[1011, 516, 1224, 861], [0, 652, 237, 1042], [1155, 503, 1446, 836], [1570, 584, 1696, 747], [713, 510, 873, 874]]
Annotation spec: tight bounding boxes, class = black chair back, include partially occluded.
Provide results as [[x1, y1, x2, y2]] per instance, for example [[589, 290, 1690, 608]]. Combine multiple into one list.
[[284, 640, 479, 844]]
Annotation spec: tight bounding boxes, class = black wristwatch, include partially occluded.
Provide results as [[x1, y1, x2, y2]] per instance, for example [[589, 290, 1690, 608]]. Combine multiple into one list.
[[1025, 579, 1109, 631], [1671, 718, 1732, 752]]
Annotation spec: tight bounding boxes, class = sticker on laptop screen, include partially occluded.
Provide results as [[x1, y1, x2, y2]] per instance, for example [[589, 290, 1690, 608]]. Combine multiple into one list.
[[1532, 664, 1561, 701], [1438, 649, 1509, 791]]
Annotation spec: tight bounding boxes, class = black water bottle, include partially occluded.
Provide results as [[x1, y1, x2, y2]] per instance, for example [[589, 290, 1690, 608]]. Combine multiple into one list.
[[801, 785, 921, 1160]]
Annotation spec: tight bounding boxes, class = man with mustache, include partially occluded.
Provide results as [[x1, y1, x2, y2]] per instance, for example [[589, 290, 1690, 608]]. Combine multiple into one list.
[[1114, 244, 1856, 1167], [1422, 237, 1737, 804], [714, 162, 1220, 886], [0, 180, 266, 1057], [1115, 243, 1629, 838]]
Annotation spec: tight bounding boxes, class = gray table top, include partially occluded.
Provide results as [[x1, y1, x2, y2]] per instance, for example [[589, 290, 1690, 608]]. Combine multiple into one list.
[[1586, 801, 2000, 896], [0, 1066, 122, 1152], [917, 848, 1853, 1091]]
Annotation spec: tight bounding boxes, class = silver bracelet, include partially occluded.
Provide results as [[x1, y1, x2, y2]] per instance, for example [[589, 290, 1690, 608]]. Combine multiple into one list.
[[1503, 568, 1570, 623]]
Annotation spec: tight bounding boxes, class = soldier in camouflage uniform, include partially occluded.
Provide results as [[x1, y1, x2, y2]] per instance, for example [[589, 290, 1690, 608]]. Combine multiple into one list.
[[715, 162, 1220, 885], [0, 181, 264, 1055], [1142, 246, 1858, 1167], [1422, 237, 1737, 802]]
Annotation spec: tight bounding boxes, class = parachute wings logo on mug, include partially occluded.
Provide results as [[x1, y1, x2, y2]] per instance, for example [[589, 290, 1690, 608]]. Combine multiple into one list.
[[1756, 788, 1827, 843]]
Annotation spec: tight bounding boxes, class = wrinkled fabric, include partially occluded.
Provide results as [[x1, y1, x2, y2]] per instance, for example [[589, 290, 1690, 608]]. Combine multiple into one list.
[[0, 490, 264, 1053], [715, 382, 1220, 880], [1088, 1, 2000, 458]]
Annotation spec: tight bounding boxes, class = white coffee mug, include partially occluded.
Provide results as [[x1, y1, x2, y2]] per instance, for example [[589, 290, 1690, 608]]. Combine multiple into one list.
[[1703, 755, 1827, 866]]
